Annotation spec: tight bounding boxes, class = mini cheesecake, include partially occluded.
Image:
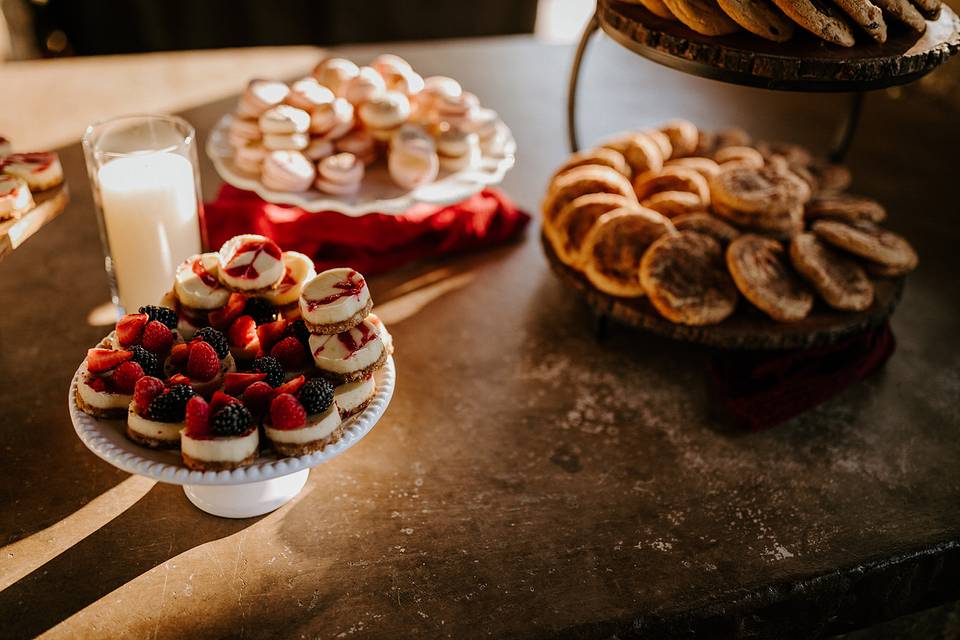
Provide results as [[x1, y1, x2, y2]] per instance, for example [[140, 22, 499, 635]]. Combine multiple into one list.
[[0, 151, 64, 191], [181, 395, 259, 471], [164, 334, 237, 398], [264, 251, 316, 316], [308, 317, 386, 384], [299, 268, 371, 334], [217, 234, 285, 294], [75, 349, 137, 419], [126, 380, 195, 449], [0, 175, 34, 220], [334, 375, 376, 417], [264, 378, 343, 456], [172, 253, 231, 335]]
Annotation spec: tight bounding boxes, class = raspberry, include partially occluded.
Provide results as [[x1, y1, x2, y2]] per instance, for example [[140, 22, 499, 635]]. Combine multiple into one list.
[[223, 372, 268, 395], [299, 377, 334, 415], [139, 305, 178, 330], [256, 319, 288, 354], [147, 384, 195, 422], [242, 381, 275, 416], [252, 356, 284, 387], [86, 376, 109, 393], [270, 393, 306, 430], [284, 319, 311, 346], [129, 345, 162, 378], [134, 376, 165, 410], [141, 320, 174, 354], [208, 293, 245, 330], [185, 396, 211, 437], [271, 337, 309, 370], [211, 403, 253, 436], [112, 361, 144, 394], [187, 341, 220, 382], [86, 348, 133, 373], [116, 313, 148, 347], [195, 327, 229, 359], [243, 297, 278, 325]]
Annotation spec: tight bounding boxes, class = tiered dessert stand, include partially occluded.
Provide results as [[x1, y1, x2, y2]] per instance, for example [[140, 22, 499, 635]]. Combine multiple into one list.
[[568, 0, 960, 159], [69, 356, 395, 518]]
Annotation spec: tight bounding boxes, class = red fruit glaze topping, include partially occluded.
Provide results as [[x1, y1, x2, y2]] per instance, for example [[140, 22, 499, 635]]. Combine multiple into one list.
[[270, 393, 306, 430], [141, 320, 174, 354], [223, 239, 282, 280], [185, 396, 211, 437], [186, 340, 220, 382], [242, 381, 275, 415], [133, 376, 165, 410], [223, 372, 268, 395], [112, 361, 145, 394], [271, 337, 309, 370], [275, 374, 306, 396], [86, 348, 133, 373], [305, 270, 365, 310], [116, 313, 148, 347]]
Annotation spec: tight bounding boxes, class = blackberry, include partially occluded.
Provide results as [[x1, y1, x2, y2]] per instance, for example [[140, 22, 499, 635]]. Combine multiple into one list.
[[146, 384, 195, 422], [195, 327, 229, 359], [299, 377, 334, 415], [252, 356, 284, 387], [284, 319, 311, 346], [130, 345, 162, 378], [211, 403, 253, 436], [243, 297, 278, 325], [139, 305, 178, 330]]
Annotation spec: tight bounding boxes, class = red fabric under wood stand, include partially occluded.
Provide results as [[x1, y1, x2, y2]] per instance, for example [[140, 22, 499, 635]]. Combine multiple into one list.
[[204, 185, 530, 276]]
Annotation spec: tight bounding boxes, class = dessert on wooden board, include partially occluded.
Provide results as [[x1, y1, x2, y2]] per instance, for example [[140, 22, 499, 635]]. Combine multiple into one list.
[[0, 137, 64, 221]]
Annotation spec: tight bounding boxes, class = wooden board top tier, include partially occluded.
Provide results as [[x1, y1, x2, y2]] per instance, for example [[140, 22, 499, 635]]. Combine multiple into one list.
[[598, 0, 960, 91]]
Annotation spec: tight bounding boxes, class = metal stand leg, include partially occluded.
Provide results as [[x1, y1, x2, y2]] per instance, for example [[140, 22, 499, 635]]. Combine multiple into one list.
[[829, 92, 865, 163], [567, 12, 600, 154]]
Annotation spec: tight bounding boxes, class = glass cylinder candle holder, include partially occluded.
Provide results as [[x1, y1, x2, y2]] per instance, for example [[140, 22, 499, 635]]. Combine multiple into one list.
[[82, 114, 205, 315]]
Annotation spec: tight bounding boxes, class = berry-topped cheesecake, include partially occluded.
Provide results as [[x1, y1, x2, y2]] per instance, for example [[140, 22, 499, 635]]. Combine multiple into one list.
[[126, 376, 196, 448], [265, 377, 343, 456], [181, 393, 259, 470], [217, 234, 285, 294], [299, 268, 372, 334], [76, 348, 147, 419], [164, 328, 236, 397], [112, 306, 178, 359], [308, 317, 387, 384]]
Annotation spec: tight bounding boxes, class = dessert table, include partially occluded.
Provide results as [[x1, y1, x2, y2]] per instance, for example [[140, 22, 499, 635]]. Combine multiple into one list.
[[1, 37, 959, 639]]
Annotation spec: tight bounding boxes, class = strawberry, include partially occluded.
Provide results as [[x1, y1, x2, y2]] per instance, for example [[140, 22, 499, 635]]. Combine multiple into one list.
[[256, 319, 288, 354], [141, 320, 174, 355], [275, 374, 306, 396], [186, 340, 219, 382], [210, 390, 240, 414], [208, 293, 246, 329], [169, 342, 190, 367], [112, 361, 144, 394], [271, 337, 309, 370], [269, 393, 306, 430], [168, 373, 191, 386], [116, 313, 148, 347], [242, 381, 275, 416], [185, 396, 211, 437], [86, 376, 109, 392], [228, 315, 258, 346], [223, 372, 268, 395], [86, 348, 133, 373], [133, 375, 165, 410]]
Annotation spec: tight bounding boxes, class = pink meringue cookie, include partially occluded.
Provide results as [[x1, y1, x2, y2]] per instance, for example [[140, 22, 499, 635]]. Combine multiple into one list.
[[389, 139, 439, 190], [285, 77, 335, 113], [261, 150, 316, 192], [434, 91, 480, 129], [388, 68, 425, 97], [391, 123, 434, 148], [316, 153, 365, 196], [304, 136, 335, 162], [422, 76, 462, 102], [342, 66, 386, 105], [312, 58, 360, 96], [309, 98, 355, 138], [237, 79, 289, 118], [262, 132, 309, 151], [259, 105, 310, 134], [371, 54, 412, 77], [334, 130, 377, 165], [234, 141, 268, 173], [358, 91, 411, 141], [227, 117, 262, 149], [435, 124, 481, 172]]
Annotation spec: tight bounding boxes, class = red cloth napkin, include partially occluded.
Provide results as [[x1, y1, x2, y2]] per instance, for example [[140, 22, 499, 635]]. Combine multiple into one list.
[[708, 324, 896, 431], [203, 185, 530, 275]]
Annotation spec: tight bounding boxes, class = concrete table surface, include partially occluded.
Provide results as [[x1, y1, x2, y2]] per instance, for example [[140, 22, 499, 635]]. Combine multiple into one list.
[[0, 37, 958, 639]]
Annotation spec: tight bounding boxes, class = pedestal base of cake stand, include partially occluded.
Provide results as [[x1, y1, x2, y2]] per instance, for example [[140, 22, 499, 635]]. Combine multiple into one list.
[[183, 469, 310, 518]]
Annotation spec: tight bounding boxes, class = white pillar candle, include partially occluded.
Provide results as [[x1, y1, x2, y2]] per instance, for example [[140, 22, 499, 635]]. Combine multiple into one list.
[[98, 152, 202, 313]]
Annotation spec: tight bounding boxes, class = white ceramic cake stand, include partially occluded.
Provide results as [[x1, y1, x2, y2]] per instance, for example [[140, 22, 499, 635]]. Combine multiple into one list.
[[206, 113, 517, 216], [68, 356, 395, 518]]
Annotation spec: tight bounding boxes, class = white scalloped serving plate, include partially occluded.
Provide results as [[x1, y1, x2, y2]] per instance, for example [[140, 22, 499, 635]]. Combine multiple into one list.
[[206, 113, 517, 216], [69, 356, 395, 487]]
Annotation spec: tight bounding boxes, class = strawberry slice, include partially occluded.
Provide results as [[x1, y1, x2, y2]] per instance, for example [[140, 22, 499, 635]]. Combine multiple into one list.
[[86, 348, 133, 373], [169, 342, 190, 367], [210, 390, 241, 414], [223, 372, 268, 395], [228, 315, 257, 346], [116, 313, 148, 347], [256, 318, 288, 353], [168, 373, 191, 386], [275, 374, 306, 396], [208, 293, 246, 330]]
